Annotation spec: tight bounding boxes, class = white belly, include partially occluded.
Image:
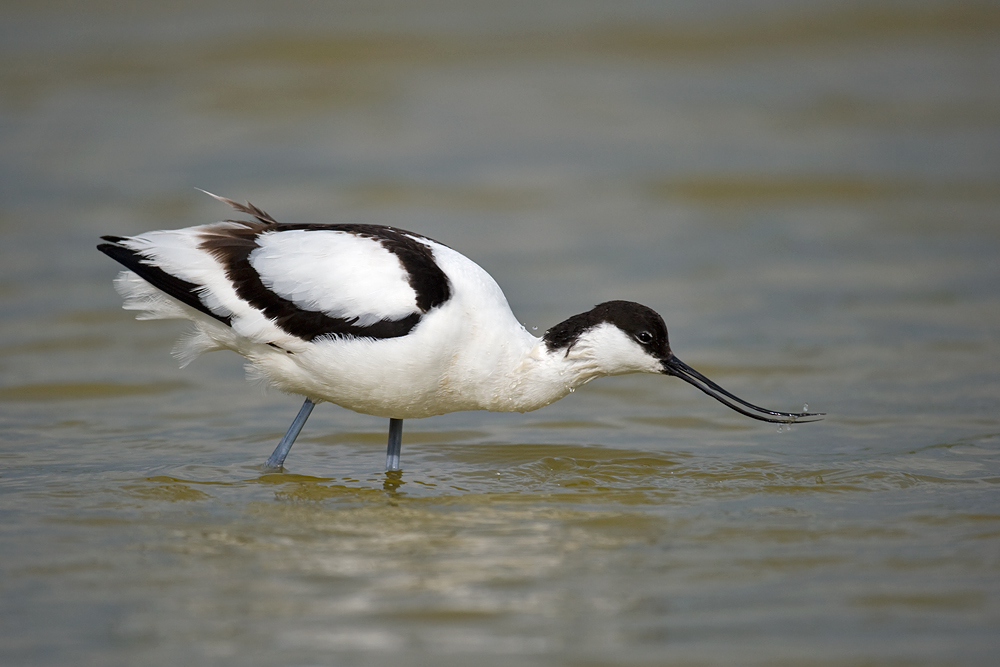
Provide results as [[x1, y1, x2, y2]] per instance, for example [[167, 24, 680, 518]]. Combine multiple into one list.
[[240, 283, 545, 419]]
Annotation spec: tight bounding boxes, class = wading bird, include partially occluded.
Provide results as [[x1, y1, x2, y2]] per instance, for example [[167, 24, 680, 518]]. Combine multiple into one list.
[[98, 194, 822, 471]]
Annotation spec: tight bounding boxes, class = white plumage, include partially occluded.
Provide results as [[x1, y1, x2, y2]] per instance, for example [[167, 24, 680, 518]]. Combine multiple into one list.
[[253, 230, 419, 325], [99, 193, 821, 471]]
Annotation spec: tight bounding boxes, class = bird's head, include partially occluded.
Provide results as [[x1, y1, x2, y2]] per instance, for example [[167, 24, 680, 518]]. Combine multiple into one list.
[[543, 300, 823, 424]]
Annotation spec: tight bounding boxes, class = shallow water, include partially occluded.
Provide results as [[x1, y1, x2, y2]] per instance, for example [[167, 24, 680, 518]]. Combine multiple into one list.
[[2, 1, 999, 665]]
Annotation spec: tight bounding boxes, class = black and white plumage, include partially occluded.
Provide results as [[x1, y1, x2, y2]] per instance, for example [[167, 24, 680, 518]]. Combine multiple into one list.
[[98, 193, 822, 471]]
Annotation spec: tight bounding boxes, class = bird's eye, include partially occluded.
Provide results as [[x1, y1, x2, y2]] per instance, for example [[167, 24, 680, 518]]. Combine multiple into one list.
[[635, 331, 653, 345]]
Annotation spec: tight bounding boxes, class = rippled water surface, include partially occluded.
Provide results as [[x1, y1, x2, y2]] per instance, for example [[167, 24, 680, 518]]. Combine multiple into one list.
[[2, 1, 999, 665]]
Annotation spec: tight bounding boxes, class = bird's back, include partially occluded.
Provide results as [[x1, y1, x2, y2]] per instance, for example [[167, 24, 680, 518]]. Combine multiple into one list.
[[101, 216, 542, 418]]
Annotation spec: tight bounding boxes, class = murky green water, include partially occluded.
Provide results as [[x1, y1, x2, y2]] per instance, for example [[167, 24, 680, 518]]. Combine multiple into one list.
[[2, 1, 999, 665]]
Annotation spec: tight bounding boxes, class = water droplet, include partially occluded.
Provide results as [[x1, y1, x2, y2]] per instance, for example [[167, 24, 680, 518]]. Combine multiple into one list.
[[802, 403, 809, 412], [776, 424, 784, 433]]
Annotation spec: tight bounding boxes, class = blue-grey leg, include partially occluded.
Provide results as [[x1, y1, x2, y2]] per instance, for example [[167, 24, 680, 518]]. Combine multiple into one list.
[[386, 418, 403, 471], [264, 397, 315, 470]]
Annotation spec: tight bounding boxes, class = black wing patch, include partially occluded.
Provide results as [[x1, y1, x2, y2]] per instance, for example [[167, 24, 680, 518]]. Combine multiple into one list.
[[99, 198, 453, 342], [198, 221, 449, 341], [97, 237, 232, 327]]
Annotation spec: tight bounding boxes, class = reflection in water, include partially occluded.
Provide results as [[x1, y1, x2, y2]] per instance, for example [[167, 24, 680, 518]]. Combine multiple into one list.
[[383, 469, 405, 494]]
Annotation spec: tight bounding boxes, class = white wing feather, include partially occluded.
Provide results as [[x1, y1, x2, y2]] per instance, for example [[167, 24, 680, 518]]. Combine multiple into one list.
[[250, 229, 418, 326]]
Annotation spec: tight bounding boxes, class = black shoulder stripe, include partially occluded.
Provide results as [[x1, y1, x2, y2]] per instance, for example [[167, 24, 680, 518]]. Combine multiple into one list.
[[97, 238, 232, 327], [207, 195, 451, 312], [198, 221, 442, 342], [100, 198, 453, 343], [257, 222, 452, 313], [356, 226, 451, 312]]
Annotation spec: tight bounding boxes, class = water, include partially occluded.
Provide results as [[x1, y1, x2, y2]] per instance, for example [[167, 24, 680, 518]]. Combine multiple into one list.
[[2, 1, 999, 665]]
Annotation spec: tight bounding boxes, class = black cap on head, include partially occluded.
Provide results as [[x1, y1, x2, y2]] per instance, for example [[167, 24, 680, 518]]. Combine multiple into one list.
[[543, 300, 671, 357]]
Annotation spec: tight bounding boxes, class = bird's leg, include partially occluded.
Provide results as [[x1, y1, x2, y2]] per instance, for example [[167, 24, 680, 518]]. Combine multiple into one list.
[[264, 397, 315, 470], [386, 418, 403, 471]]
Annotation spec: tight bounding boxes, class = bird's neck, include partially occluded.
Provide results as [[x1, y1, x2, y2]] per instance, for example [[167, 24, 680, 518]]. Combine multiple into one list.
[[483, 334, 609, 414]]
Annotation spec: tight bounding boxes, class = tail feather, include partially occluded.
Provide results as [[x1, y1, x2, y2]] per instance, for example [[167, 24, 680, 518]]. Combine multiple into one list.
[[97, 238, 232, 327]]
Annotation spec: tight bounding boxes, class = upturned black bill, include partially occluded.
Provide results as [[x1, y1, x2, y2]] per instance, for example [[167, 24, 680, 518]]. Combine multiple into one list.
[[661, 355, 824, 424]]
